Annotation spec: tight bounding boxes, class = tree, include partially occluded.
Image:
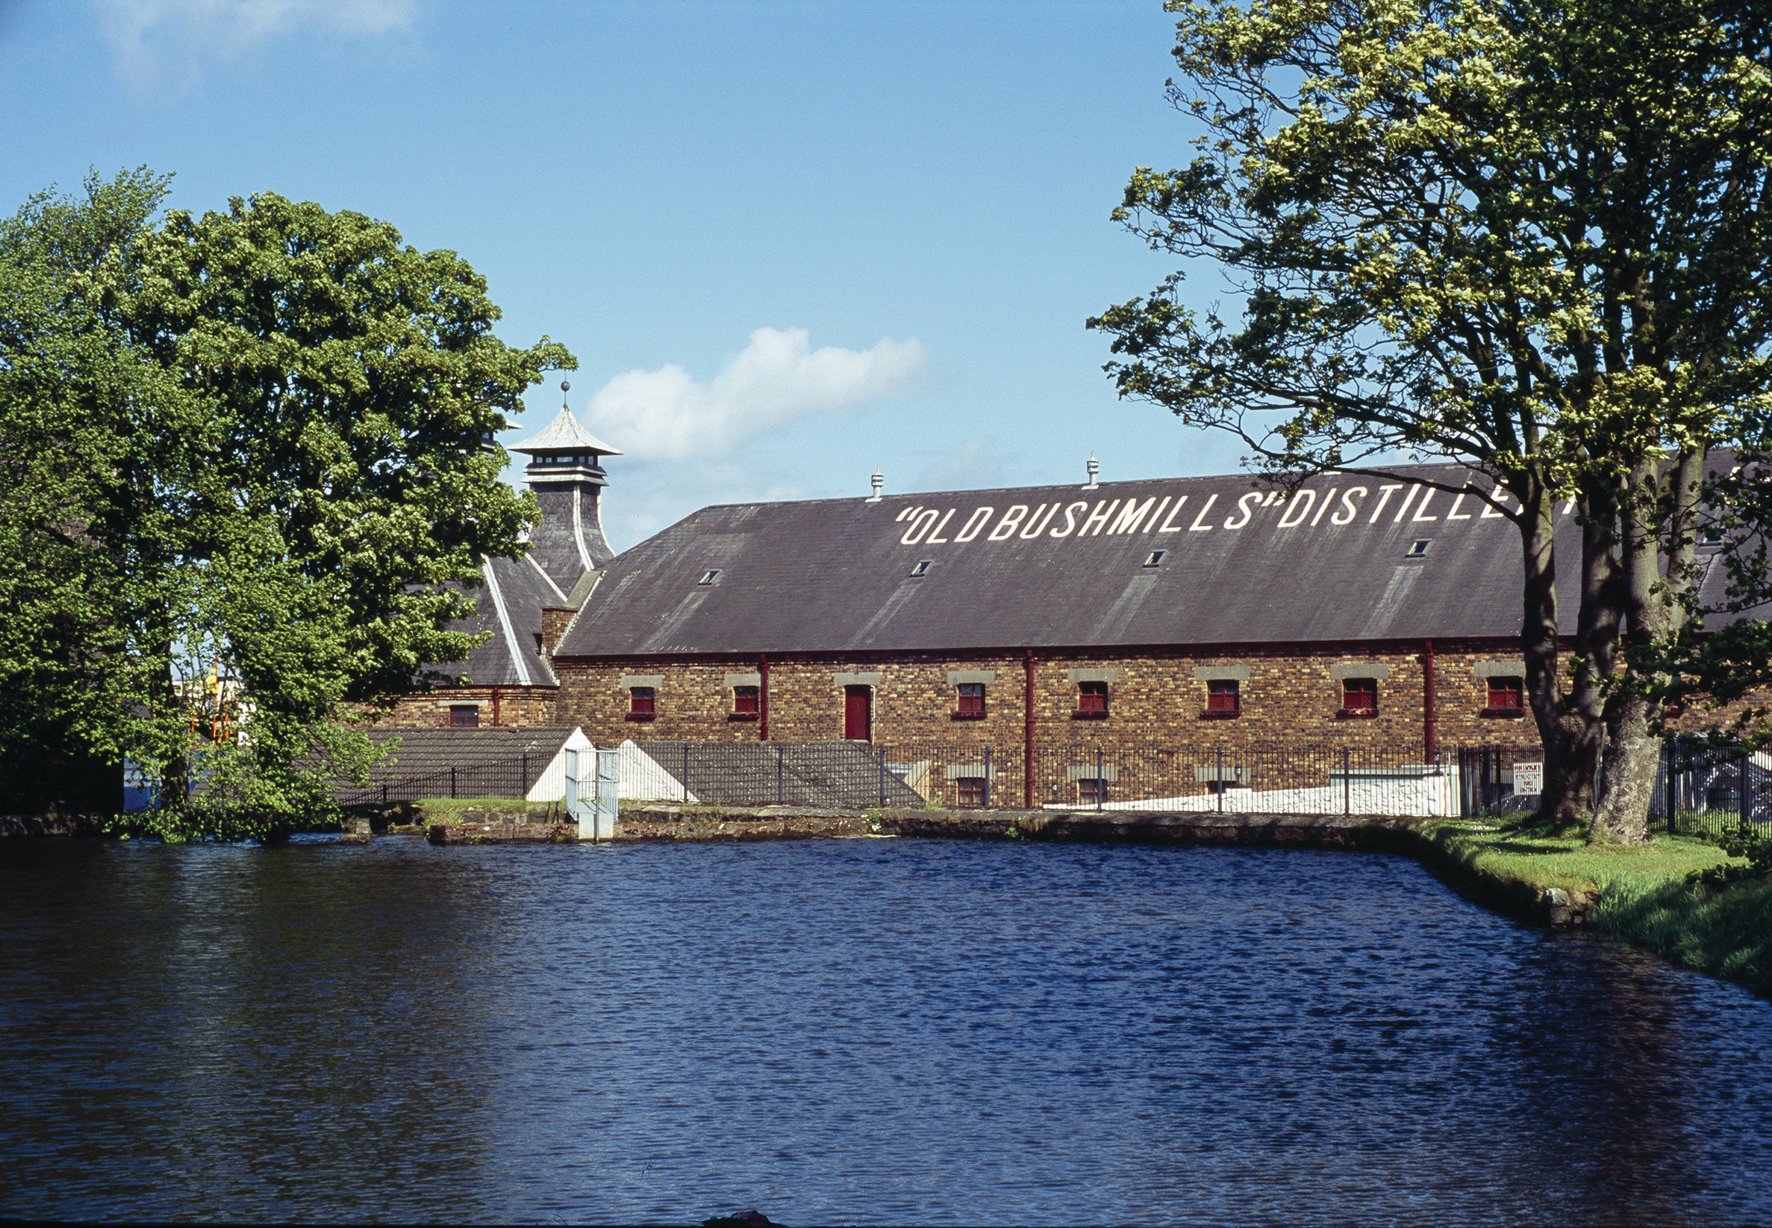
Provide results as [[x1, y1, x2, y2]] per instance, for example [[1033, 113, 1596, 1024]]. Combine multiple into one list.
[[1090, 0, 1772, 841], [0, 173, 572, 835]]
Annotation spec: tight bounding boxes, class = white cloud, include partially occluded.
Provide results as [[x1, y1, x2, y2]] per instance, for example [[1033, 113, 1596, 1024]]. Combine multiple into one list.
[[588, 326, 928, 462], [94, 0, 416, 86]]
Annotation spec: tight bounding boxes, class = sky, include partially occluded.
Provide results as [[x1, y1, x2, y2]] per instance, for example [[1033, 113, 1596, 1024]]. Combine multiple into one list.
[[0, 0, 1244, 552]]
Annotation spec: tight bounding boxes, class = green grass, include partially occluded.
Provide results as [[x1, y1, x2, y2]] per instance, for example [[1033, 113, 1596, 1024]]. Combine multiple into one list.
[[1418, 817, 1738, 896], [1419, 816, 1771, 997], [412, 797, 558, 820]]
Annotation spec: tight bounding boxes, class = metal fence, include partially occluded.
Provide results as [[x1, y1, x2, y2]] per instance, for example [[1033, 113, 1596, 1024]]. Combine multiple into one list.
[[1652, 736, 1772, 836], [336, 734, 1772, 829], [618, 738, 1532, 818], [335, 754, 537, 807]]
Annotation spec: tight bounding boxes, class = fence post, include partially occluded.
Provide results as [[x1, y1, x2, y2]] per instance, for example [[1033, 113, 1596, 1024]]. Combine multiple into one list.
[[1661, 737, 1673, 834], [521, 753, 528, 799], [1343, 747, 1351, 817], [450, 766, 457, 799], [776, 745, 784, 805], [681, 743, 689, 804], [984, 747, 992, 809], [1742, 751, 1752, 834], [1096, 747, 1104, 813], [381, 783, 388, 805], [1216, 747, 1224, 814], [878, 747, 887, 807]]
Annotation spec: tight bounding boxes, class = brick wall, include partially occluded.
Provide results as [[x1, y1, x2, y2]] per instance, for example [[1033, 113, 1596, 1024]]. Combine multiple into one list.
[[551, 640, 1551, 803], [377, 685, 560, 730]]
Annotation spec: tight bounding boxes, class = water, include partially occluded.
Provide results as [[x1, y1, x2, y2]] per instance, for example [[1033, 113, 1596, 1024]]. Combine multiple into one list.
[[3, 835, 1770, 1225]]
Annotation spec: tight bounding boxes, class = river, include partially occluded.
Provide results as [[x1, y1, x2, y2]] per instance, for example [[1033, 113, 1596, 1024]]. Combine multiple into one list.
[[2, 835, 1769, 1224]]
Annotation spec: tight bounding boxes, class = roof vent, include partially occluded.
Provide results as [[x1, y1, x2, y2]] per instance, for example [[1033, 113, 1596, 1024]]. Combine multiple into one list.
[[910, 559, 931, 577], [868, 469, 884, 502], [1083, 452, 1100, 490], [1407, 539, 1431, 558], [1142, 550, 1165, 568], [698, 568, 722, 585]]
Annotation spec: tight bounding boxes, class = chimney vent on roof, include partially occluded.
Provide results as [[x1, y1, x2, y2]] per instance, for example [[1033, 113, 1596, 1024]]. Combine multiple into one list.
[[868, 468, 884, 502], [1083, 453, 1100, 490]]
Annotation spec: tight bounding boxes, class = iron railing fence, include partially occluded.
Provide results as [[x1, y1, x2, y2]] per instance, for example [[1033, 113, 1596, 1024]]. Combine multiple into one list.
[[335, 735, 1772, 830], [621, 739, 1538, 818], [1652, 736, 1772, 837], [335, 754, 536, 807]]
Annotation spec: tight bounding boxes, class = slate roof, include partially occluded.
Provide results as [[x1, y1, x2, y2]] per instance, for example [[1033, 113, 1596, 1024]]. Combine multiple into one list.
[[557, 460, 1746, 657], [334, 726, 579, 804], [418, 553, 564, 689]]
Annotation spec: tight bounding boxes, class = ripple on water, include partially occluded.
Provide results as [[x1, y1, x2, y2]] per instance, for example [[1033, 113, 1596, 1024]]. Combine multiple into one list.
[[0, 836, 1769, 1225]]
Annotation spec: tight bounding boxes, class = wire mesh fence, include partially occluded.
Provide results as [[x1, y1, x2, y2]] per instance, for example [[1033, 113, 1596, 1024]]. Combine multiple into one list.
[[335, 733, 1772, 830], [1652, 736, 1772, 837], [334, 754, 537, 806]]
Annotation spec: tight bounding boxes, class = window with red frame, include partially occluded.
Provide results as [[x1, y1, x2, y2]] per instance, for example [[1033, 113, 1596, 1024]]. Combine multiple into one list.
[[627, 686, 656, 719], [732, 685, 759, 719], [448, 704, 479, 728], [1485, 677, 1525, 714], [1077, 777, 1109, 806], [1076, 680, 1109, 717], [1204, 678, 1240, 717], [955, 682, 986, 719], [1340, 678, 1378, 717], [955, 776, 988, 808]]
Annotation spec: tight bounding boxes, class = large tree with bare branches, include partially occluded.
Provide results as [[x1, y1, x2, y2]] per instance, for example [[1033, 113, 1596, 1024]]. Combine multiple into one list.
[[1091, 0, 1772, 840]]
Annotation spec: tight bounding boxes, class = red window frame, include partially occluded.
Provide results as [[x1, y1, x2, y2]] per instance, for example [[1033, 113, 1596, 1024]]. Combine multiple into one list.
[[1203, 679, 1240, 718], [1485, 677, 1525, 715], [732, 685, 759, 719], [955, 776, 988, 808], [1078, 777, 1109, 806], [627, 686, 656, 720], [1340, 678, 1378, 717], [954, 682, 986, 720], [448, 704, 479, 728], [1075, 680, 1109, 718]]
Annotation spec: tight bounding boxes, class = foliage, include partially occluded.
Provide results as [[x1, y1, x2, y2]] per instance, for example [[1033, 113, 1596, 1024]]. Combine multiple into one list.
[[1599, 872, 1772, 996], [1690, 824, 1772, 888], [0, 170, 573, 835], [1091, 1, 1772, 840]]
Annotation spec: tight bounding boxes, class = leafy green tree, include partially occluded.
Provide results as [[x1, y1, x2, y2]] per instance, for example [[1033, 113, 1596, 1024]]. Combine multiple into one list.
[[1091, 0, 1772, 841], [0, 173, 572, 835]]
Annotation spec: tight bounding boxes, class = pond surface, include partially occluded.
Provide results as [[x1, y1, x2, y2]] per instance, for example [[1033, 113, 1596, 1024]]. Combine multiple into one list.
[[2, 835, 1770, 1225]]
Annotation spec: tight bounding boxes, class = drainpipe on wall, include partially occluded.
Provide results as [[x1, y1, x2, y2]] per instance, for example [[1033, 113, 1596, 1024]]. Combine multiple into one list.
[[492, 686, 502, 728], [759, 654, 769, 741], [1423, 639, 1436, 760], [1024, 647, 1036, 808]]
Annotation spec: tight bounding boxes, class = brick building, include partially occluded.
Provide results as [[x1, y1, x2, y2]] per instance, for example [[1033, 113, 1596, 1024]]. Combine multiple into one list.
[[539, 457, 1710, 808], [377, 391, 618, 730]]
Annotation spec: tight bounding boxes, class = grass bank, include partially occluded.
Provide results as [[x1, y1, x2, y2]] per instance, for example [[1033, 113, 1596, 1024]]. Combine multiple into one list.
[[1418, 817, 1771, 997]]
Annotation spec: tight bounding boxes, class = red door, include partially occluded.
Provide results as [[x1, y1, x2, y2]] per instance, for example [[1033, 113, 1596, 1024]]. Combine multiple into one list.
[[843, 685, 872, 741]]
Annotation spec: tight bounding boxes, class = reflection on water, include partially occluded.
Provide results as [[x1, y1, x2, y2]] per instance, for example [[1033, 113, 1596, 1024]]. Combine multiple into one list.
[[2, 837, 1769, 1225]]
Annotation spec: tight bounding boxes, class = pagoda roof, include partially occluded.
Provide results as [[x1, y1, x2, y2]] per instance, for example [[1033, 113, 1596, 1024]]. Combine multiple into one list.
[[511, 405, 622, 457]]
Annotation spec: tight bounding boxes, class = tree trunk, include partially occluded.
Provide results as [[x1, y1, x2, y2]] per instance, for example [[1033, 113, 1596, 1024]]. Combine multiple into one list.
[[1592, 445, 1703, 844], [1593, 692, 1657, 843], [1518, 474, 1613, 825]]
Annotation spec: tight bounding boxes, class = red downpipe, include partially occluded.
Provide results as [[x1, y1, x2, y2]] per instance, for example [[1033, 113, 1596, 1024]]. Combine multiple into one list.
[[1024, 648, 1036, 808], [1423, 639, 1436, 759], [759, 653, 770, 741], [492, 686, 502, 728]]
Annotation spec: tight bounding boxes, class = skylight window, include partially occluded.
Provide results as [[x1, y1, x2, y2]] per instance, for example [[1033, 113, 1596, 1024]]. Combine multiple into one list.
[[698, 568, 722, 586], [1143, 550, 1166, 568], [1407, 539, 1431, 558], [910, 559, 932, 577]]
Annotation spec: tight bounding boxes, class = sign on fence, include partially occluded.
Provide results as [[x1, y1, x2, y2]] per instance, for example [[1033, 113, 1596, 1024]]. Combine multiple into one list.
[[1513, 760, 1543, 796]]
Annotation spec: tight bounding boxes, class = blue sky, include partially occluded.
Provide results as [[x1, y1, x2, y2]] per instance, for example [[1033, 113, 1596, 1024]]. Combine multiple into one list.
[[1, 0, 1240, 551]]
